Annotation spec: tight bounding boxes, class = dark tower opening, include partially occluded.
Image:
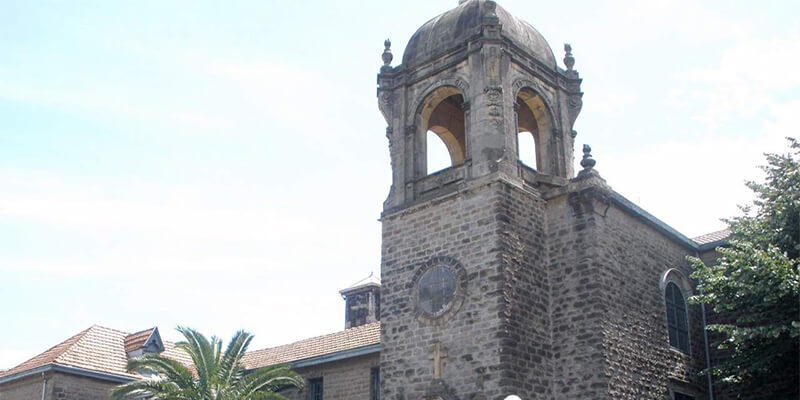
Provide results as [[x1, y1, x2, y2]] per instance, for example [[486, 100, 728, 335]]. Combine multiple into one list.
[[516, 95, 540, 170], [423, 91, 466, 174]]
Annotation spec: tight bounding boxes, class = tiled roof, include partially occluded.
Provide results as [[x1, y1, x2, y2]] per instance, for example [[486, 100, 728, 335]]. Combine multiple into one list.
[[3, 322, 381, 382], [124, 328, 155, 353], [0, 325, 192, 381], [242, 322, 380, 370], [693, 229, 731, 245]]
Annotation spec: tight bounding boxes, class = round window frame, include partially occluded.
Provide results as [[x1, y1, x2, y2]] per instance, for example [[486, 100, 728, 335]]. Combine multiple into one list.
[[410, 256, 467, 325]]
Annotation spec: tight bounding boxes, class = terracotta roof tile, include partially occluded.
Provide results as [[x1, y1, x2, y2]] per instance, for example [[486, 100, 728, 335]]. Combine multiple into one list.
[[242, 322, 380, 370], [2, 323, 380, 381], [0, 327, 91, 378], [161, 341, 193, 367], [693, 229, 731, 245], [124, 328, 155, 353], [0, 325, 191, 381]]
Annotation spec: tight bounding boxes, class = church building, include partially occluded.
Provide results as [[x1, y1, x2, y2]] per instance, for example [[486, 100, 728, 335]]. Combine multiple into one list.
[[1, 1, 738, 399]]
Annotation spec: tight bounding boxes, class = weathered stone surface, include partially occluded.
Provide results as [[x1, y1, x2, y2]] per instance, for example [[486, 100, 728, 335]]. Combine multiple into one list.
[[281, 355, 380, 400], [0, 372, 119, 400], [377, 1, 710, 398]]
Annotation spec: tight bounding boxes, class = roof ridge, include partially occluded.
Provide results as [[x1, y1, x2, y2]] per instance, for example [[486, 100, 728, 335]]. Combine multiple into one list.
[[0, 327, 92, 378], [125, 327, 156, 337], [692, 228, 732, 245], [692, 228, 731, 239], [248, 321, 380, 355], [90, 324, 132, 335], [54, 325, 107, 365]]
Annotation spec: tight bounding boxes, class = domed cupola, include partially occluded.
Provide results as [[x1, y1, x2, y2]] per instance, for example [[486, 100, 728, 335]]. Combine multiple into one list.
[[402, 0, 556, 69], [377, 0, 583, 212]]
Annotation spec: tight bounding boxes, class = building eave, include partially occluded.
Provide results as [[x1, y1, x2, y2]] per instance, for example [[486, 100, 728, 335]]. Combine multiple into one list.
[[697, 239, 727, 252], [0, 364, 137, 385], [290, 344, 380, 369]]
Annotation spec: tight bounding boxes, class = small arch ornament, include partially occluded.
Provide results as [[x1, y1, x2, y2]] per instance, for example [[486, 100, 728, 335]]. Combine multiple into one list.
[[411, 78, 470, 119]]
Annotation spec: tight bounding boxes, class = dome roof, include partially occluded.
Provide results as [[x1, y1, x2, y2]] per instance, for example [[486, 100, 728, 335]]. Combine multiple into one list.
[[402, 0, 556, 68]]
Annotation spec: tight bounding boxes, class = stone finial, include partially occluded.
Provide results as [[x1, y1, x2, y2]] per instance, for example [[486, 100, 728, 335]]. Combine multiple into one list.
[[484, 0, 498, 18], [382, 39, 393, 66], [564, 43, 575, 71], [580, 144, 596, 171]]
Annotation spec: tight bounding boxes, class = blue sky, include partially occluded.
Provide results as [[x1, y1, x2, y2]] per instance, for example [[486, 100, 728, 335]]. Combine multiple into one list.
[[1, 0, 798, 368]]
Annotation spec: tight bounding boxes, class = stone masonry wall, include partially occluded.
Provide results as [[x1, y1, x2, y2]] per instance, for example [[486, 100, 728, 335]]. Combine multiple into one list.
[[544, 183, 711, 399], [546, 186, 708, 399], [495, 180, 551, 398], [381, 177, 550, 400], [595, 199, 707, 399], [346, 292, 371, 328], [546, 189, 611, 399], [0, 374, 45, 400], [47, 372, 119, 400], [0, 372, 121, 400], [280, 354, 379, 400]]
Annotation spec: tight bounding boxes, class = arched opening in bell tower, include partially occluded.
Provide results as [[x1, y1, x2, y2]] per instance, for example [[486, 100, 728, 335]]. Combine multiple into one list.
[[419, 86, 466, 175], [515, 88, 552, 172], [426, 130, 452, 173]]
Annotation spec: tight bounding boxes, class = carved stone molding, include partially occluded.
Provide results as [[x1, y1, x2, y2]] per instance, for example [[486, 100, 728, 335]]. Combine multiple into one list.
[[567, 93, 583, 129], [511, 78, 560, 132], [410, 77, 470, 117], [408, 255, 468, 327], [385, 126, 393, 152], [483, 85, 503, 117], [511, 78, 554, 105], [378, 90, 393, 123], [567, 186, 611, 218]]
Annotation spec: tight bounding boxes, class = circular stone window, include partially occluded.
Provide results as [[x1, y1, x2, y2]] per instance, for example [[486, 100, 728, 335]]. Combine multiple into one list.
[[418, 265, 457, 315]]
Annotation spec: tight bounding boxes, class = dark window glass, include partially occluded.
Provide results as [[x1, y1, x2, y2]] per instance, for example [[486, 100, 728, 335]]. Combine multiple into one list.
[[418, 266, 457, 315], [370, 367, 380, 400], [308, 377, 323, 400], [674, 392, 695, 400], [665, 282, 690, 354]]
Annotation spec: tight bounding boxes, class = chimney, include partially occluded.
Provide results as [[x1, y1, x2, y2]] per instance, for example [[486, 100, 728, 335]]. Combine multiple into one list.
[[339, 273, 381, 329]]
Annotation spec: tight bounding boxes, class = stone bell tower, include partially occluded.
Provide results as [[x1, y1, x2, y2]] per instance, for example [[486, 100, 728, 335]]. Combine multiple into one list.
[[376, 1, 583, 399]]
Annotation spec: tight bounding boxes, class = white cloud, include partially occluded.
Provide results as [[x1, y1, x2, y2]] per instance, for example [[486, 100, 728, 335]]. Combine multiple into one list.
[[668, 35, 800, 131], [0, 169, 382, 279], [572, 0, 750, 50], [602, 132, 788, 237]]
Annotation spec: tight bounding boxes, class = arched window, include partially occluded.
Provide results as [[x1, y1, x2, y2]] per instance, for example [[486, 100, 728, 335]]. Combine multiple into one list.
[[419, 87, 466, 175], [517, 130, 537, 168], [515, 88, 552, 172], [427, 130, 452, 173], [665, 281, 690, 354]]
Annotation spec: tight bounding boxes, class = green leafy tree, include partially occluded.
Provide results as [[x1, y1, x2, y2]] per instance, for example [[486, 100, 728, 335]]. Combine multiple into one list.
[[689, 138, 799, 397], [112, 327, 304, 400]]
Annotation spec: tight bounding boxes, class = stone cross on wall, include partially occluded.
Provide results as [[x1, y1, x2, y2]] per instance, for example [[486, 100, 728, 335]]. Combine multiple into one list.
[[429, 342, 448, 378]]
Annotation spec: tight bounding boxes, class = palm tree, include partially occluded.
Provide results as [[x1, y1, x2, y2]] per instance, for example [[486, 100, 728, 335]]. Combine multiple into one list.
[[112, 326, 303, 400]]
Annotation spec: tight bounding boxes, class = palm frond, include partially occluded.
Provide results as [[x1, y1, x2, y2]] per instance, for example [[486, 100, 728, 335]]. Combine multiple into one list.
[[218, 330, 253, 386], [113, 327, 299, 400], [237, 364, 304, 397], [176, 326, 218, 397], [125, 353, 196, 389], [111, 379, 190, 400]]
